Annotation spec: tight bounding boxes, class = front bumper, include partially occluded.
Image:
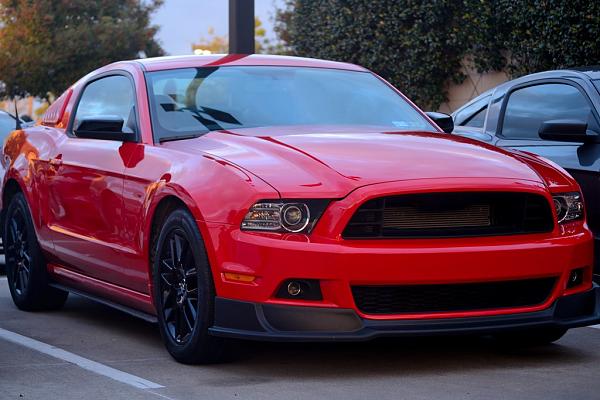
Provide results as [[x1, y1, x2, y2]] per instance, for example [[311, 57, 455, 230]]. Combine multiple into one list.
[[209, 285, 600, 341]]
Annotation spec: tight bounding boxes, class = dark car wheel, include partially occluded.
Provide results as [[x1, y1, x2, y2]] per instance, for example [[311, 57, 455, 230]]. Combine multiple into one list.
[[153, 208, 226, 364], [4, 192, 68, 311], [494, 327, 568, 347]]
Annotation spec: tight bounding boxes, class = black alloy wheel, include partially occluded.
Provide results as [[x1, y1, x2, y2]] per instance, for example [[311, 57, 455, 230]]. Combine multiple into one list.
[[6, 204, 31, 296], [158, 228, 199, 345], [4, 192, 68, 310], [153, 208, 225, 364]]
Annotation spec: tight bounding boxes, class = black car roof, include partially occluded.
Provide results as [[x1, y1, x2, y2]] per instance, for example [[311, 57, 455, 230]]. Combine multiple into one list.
[[452, 68, 600, 117]]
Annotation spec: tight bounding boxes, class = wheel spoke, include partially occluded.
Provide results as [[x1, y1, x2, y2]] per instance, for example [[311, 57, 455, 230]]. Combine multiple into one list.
[[169, 237, 177, 266], [183, 304, 194, 332], [167, 320, 176, 339], [161, 259, 173, 271], [13, 265, 21, 291], [184, 267, 197, 278], [186, 298, 197, 321], [22, 252, 31, 268], [8, 218, 18, 242], [160, 272, 175, 287], [176, 306, 185, 341], [162, 286, 174, 305], [19, 269, 28, 291], [164, 305, 175, 323], [174, 234, 183, 263]]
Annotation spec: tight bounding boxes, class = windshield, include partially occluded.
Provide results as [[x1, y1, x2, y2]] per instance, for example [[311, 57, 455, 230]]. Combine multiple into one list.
[[146, 66, 436, 141]]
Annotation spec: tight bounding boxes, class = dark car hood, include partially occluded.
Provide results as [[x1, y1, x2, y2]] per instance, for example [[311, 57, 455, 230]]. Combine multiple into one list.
[[165, 125, 544, 198]]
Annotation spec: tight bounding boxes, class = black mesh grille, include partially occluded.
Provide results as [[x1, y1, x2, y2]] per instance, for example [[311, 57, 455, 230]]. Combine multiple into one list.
[[343, 192, 554, 239], [352, 277, 557, 314]]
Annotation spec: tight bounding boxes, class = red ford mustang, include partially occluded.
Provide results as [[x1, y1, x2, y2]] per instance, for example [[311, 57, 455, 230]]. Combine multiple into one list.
[[2, 55, 599, 364]]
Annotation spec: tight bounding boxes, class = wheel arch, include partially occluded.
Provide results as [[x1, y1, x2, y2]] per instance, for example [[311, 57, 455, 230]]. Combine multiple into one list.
[[145, 192, 219, 303]]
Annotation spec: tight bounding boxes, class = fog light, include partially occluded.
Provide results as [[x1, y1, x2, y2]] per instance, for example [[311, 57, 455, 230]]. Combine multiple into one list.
[[567, 268, 584, 288], [275, 279, 323, 300], [287, 281, 302, 296]]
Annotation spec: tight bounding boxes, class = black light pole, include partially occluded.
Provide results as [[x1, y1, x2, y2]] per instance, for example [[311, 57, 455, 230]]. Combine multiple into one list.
[[229, 0, 255, 54]]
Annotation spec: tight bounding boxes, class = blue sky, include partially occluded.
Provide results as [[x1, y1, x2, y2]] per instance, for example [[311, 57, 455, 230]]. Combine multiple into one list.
[[152, 0, 284, 55]]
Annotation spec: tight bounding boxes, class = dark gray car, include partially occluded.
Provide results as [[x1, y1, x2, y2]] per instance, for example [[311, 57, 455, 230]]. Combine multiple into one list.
[[451, 68, 600, 281]]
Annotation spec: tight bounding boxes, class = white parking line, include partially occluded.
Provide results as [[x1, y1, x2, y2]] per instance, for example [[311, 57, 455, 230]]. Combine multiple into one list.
[[590, 325, 600, 330], [0, 327, 164, 389]]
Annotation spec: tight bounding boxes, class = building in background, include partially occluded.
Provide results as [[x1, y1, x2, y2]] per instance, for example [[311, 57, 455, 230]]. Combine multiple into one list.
[[0, 97, 47, 121], [438, 62, 508, 114]]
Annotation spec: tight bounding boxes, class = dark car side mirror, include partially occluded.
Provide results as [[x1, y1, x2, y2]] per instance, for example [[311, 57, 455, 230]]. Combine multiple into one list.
[[425, 111, 454, 133], [74, 115, 137, 142], [538, 119, 598, 143]]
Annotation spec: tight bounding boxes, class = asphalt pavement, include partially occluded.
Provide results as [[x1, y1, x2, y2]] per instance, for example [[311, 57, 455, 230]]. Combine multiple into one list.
[[1, 275, 600, 400]]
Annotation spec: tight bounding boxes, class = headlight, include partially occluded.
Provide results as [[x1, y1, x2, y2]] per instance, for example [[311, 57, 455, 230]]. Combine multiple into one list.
[[241, 200, 330, 233], [552, 192, 584, 223]]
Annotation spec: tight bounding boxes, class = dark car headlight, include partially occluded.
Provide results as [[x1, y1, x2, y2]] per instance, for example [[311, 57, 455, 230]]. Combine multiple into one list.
[[241, 199, 330, 234], [552, 192, 584, 223]]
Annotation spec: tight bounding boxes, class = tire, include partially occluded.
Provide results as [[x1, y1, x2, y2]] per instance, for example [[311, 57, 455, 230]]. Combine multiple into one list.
[[152, 208, 226, 364], [494, 327, 568, 347], [4, 192, 68, 311]]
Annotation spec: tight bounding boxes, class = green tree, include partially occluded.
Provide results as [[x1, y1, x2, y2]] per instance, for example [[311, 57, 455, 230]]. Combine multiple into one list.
[[0, 0, 165, 99], [191, 17, 275, 55], [475, 0, 600, 77], [275, 0, 600, 109], [274, 0, 470, 109]]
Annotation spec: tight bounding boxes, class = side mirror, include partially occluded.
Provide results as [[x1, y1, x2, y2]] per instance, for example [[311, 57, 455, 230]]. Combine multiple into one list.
[[538, 119, 598, 143], [74, 116, 136, 142], [425, 111, 454, 133]]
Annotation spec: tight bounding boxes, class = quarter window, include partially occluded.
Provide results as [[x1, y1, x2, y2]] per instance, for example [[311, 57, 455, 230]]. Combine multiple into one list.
[[454, 94, 490, 128], [502, 83, 598, 140], [73, 75, 137, 137]]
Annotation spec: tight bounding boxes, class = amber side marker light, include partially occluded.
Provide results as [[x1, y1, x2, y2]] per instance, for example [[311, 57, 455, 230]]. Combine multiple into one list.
[[223, 273, 256, 283]]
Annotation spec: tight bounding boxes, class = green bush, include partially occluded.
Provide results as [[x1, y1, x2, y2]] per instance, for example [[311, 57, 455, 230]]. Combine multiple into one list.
[[276, 0, 600, 109]]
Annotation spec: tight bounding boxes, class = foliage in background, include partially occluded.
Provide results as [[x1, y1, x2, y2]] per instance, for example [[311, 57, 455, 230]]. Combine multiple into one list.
[[472, 0, 600, 77], [0, 0, 165, 100], [192, 17, 280, 55], [275, 0, 600, 109], [274, 0, 468, 108]]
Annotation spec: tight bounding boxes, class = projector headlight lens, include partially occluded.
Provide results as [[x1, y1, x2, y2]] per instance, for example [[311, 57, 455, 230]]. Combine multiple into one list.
[[552, 192, 584, 223], [241, 200, 328, 233]]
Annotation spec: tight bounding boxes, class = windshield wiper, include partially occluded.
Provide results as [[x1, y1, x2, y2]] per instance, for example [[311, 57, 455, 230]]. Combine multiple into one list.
[[158, 132, 207, 143]]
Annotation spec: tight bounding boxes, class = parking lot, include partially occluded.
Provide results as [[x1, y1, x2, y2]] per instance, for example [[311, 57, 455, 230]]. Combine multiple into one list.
[[0, 274, 599, 400]]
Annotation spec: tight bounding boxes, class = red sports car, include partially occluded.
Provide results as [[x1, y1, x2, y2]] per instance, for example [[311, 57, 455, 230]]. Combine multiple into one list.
[[2, 55, 599, 364]]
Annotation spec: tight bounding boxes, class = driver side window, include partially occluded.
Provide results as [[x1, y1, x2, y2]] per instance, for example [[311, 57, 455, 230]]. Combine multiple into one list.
[[73, 75, 137, 138], [501, 83, 599, 140]]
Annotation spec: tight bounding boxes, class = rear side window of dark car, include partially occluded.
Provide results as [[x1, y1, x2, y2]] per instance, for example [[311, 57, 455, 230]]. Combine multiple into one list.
[[501, 83, 598, 140], [454, 94, 490, 128], [0, 112, 16, 141]]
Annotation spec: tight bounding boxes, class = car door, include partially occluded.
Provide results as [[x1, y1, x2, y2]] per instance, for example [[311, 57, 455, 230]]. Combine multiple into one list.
[[494, 81, 600, 279], [46, 73, 143, 290]]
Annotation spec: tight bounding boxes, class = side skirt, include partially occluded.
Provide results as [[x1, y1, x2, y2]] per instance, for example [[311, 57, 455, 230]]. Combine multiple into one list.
[[47, 263, 157, 323], [49, 283, 158, 324]]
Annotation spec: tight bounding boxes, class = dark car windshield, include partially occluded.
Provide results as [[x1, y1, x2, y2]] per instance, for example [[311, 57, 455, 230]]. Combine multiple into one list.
[[146, 66, 436, 141], [0, 112, 17, 142]]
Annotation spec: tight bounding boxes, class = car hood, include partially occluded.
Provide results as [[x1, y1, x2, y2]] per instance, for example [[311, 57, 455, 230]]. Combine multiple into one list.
[[170, 126, 544, 198]]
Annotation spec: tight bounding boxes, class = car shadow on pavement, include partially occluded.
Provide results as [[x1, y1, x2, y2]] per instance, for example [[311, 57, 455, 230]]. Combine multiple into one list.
[[50, 294, 595, 379]]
